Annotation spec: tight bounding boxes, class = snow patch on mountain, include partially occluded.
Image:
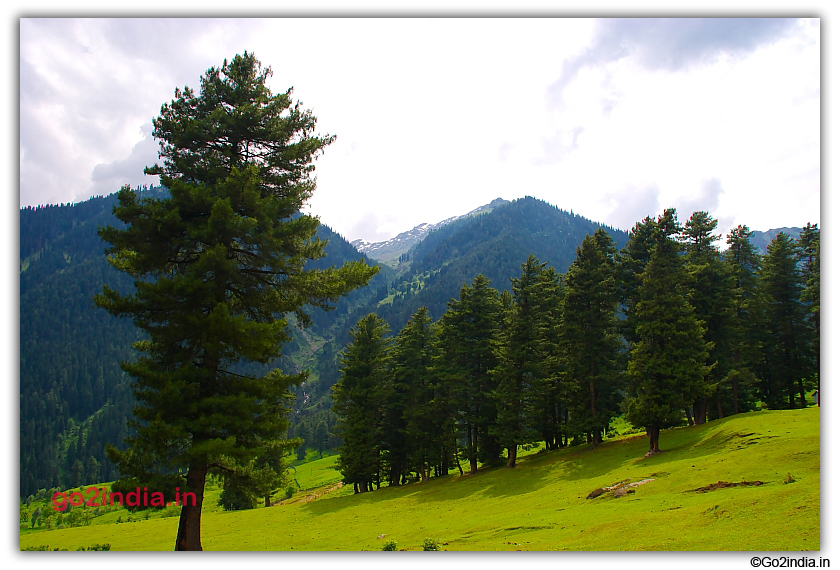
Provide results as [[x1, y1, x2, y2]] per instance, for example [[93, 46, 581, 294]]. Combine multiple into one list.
[[351, 198, 507, 262]]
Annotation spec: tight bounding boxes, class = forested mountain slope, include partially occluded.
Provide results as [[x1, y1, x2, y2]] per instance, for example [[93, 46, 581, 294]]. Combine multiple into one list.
[[19, 187, 386, 497], [370, 196, 629, 329]]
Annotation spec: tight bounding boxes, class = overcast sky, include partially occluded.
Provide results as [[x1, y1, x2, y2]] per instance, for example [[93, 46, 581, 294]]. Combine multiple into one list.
[[19, 17, 819, 243]]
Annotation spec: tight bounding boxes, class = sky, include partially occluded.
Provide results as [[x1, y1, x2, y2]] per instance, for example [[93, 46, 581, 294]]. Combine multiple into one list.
[[18, 16, 820, 244]]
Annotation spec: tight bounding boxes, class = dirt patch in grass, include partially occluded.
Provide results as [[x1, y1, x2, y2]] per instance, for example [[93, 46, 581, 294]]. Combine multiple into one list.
[[299, 482, 345, 503], [586, 478, 656, 499], [691, 480, 765, 493], [277, 482, 345, 505]]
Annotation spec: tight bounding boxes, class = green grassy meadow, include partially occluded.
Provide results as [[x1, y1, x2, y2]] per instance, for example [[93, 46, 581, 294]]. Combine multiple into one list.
[[20, 407, 819, 551]]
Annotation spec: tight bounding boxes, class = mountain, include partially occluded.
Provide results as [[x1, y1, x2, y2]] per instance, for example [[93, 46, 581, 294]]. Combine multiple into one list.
[[351, 198, 508, 264], [749, 227, 803, 254], [19, 187, 388, 498], [362, 196, 630, 331]]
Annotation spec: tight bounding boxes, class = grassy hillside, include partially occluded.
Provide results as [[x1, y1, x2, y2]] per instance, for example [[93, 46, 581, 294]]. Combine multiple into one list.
[[20, 407, 819, 551]]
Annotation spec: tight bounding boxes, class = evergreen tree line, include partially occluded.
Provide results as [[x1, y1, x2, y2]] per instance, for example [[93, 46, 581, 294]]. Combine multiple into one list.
[[332, 209, 819, 491]]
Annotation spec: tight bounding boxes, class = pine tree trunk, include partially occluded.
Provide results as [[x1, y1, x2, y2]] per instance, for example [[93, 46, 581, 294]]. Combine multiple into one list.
[[648, 427, 661, 454], [816, 323, 820, 402], [685, 408, 694, 426], [716, 398, 723, 420], [733, 348, 741, 415], [264, 495, 271, 508], [733, 379, 740, 415], [589, 376, 599, 446], [507, 446, 517, 468], [591, 426, 602, 447], [797, 377, 807, 408], [693, 399, 707, 425], [174, 461, 207, 551]]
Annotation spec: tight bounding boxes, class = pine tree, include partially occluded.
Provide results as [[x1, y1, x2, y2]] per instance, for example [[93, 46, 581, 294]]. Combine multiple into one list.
[[96, 53, 378, 550], [759, 233, 810, 409], [333, 314, 392, 493], [798, 223, 820, 397], [313, 421, 329, 458], [392, 307, 445, 482], [491, 255, 558, 466], [626, 209, 710, 455], [723, 225, 764, 414], [525, 265, 565, 451], [681, 212, 735, 423], [216, 439, 294, 510], [436, 275, 503, 474], [617, 216, 658, 347], [562, 229, 623, 447]]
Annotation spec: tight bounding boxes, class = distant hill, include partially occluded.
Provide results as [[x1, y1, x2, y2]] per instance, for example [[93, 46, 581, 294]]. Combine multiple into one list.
[[749, 227, 803, 254], [365, 196, 629, 330], [351, 198, 508, 264]]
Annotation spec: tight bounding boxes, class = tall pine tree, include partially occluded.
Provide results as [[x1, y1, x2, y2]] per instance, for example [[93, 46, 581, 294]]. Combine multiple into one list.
[[97, 53, 378, 549], [723, 225, 764, 414], [759, 233, 810, 409], [798, 223, 820, 399], [492, 255, 559, 466], [436, 275, 504, 474], [333, 314, 392, 493], [626, 209, 710, 454], [681, 212, 735, 424], [562, 229, 623, 447], [391, 307, 444, 482]]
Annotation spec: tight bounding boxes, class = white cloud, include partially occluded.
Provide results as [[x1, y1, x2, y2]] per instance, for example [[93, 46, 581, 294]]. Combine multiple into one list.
[[18, 17, 819, 238]]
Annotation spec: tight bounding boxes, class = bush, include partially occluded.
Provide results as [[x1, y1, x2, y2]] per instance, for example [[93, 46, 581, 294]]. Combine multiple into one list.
[[219, 485, 257, 511], [784, 472, 796, 484], [422, 538, 440, 551], [284, 485, 296, 500], [382, 540, 398, 551]]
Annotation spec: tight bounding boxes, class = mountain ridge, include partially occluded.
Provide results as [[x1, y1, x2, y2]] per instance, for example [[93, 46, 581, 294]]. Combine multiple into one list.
[[351, 197, 508, 263]]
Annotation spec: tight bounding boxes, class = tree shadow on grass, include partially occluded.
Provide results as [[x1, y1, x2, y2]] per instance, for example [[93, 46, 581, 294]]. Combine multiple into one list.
[[301, 413, 771, 517], [301, 459, 559, 517]]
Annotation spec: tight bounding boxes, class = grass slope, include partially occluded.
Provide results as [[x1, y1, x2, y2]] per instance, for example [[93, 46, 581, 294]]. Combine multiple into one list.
[[20, 407, 819, 551]]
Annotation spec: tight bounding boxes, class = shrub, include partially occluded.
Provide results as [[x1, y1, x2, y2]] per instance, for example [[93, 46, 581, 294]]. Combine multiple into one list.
[[783, 473, 796, 484], [382, 540, 398, 551], [422, 537, 440, 551], [219, 485, 257, 511], [75, 543, 111, 551]]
